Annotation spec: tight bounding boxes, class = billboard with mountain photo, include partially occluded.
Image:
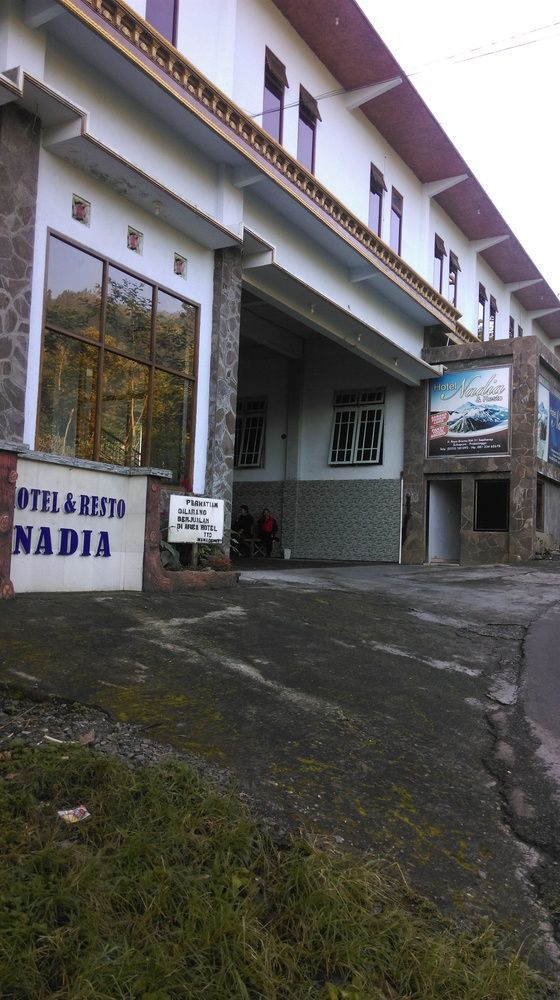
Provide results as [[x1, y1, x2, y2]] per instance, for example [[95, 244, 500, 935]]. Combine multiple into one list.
[[428, 367, 511, 458], [537, 381, 560, 466]]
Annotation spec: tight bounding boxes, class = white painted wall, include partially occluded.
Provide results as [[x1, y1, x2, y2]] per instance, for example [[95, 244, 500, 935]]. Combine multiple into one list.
[[12, 0, 544, 353], [244, 194, 425, 359], [236, 339, 405, 482], [27, 152, 215, 492], [428, 200, 474, 323], [300, 341, 405, 480], [231, 0, 426, 272], [44, 42, 229, 232], [235, 350, 290, 481], [1, 1, 46, 79], [179, 0, 238, 93]]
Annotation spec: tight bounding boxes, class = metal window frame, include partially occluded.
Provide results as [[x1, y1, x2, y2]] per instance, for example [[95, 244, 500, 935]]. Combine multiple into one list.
[[234, 397, 267, 468], [329, 389, 385, 465], [38, 231, 198, 482]]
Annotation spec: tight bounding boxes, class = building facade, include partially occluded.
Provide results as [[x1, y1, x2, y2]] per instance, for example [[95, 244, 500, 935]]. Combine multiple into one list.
[[1, 0, 559, 592]]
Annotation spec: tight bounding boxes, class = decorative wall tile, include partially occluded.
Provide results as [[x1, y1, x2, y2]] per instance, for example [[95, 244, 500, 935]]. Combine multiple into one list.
[[174, 253, 187, 278], [72, 194, 90, 225]]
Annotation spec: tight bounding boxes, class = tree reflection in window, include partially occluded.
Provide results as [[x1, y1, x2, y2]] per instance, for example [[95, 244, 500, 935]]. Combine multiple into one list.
[[38, 332, 97, 458], [106, 268, 152, 359], [101, 354, 148, 467], [38, 235, 197, 481]]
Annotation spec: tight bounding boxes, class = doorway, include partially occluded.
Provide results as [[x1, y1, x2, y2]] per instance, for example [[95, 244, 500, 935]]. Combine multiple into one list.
[[427, 480, 461, 563]]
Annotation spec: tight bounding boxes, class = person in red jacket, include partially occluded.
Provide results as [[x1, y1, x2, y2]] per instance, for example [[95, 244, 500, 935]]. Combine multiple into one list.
[[257, 508, 278, 557]]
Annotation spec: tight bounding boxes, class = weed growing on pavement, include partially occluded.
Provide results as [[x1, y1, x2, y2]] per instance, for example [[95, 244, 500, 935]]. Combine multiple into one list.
[[0, 744, 552, 999]]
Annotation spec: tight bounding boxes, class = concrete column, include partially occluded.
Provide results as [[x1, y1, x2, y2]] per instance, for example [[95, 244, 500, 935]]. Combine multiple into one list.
[[205, 247, 242, 528], [401, 382, 427, 564], [0, 105, 40, 443], [509, 337, 539, 562], [280, 357, 304, 554]]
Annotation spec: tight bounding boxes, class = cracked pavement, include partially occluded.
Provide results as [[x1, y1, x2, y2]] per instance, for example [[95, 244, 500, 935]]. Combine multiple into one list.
[[2, 561, 560, 971]]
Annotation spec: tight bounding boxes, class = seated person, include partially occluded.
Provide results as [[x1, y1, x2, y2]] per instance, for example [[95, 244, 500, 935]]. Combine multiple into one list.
[[257, 507, 278, 557], [232, 504, 254, 555]]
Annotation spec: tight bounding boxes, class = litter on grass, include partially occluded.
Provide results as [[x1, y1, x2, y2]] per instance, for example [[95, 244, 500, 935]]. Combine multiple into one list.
[[57, 806, 91, 824]]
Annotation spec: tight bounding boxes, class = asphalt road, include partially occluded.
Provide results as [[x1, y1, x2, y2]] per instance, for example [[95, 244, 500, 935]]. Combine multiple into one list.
[[2, 561, 560, 968]]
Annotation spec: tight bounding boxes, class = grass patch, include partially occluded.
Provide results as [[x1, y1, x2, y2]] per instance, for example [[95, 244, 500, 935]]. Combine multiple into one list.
[[0, 744, 552, 999]]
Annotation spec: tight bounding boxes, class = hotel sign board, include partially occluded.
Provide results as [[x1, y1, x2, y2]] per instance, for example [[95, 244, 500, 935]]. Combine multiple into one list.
[[10, 459, 147, 592], [427, 366, 511, 458], [168, 495, 224, 544], [537, 381, 560, 466]]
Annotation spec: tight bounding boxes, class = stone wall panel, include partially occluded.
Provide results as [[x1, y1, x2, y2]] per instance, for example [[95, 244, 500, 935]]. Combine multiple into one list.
[[205, 248, 242, 528], [0, 106, 40, 443]]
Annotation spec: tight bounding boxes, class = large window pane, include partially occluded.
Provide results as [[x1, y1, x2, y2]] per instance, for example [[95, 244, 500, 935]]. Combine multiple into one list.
[[263, 77, 283, 141], [369, 188, 381, 235], [151, 370, 192, 482], [100, 353, 148, 466], [37, 331, 97, 458], [106, 267, 152, 360], [39, 236, 197, 480], [390, 208, 401, 253], [45, 238, 102, 339], [297, 114, 315, 171], [155, 290, 196, 374]]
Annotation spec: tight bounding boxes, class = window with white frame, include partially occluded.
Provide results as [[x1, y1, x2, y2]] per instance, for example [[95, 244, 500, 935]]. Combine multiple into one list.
[[234, 397, 267, 468], [329, 389, 385, 465]]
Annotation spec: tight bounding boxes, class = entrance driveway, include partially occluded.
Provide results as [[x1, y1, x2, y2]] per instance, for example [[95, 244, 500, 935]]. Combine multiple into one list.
[[2, 561, 560, 963]]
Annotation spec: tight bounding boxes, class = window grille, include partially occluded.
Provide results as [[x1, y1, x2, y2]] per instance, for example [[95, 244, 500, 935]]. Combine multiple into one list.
[[235, 398, 267, 468], [329, 389, 385, 465]]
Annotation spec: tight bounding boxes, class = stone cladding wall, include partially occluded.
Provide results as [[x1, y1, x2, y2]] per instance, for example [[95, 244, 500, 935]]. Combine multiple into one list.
[[402, 337, 544, 565], [205, 248, 242, 529], [0, 106, 40, 443]]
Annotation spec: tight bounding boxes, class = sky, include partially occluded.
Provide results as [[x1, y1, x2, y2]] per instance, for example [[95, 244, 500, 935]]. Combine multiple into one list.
[[357, 0, 560, 296]]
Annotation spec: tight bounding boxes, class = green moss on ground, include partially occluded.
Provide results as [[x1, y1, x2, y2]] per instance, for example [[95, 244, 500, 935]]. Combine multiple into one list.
[[0, 744, 553, 1000]]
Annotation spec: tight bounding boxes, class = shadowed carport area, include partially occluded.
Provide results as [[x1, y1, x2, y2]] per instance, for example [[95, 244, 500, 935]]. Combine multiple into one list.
[[3, 561, 560, 966]]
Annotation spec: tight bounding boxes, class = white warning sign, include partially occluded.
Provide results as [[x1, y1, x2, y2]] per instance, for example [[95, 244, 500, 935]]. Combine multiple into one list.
[[167, 495, 224, 544]]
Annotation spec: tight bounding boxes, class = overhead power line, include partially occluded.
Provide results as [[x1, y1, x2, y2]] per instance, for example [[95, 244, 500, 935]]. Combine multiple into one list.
[[408, 18, 560, 77], [251, 18, 560, 119]]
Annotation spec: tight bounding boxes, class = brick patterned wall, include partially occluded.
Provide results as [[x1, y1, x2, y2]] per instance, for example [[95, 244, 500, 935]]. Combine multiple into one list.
[[232, 481, 285, 545], [233, 478, 401, 561], [0, 106, 40, 442]]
